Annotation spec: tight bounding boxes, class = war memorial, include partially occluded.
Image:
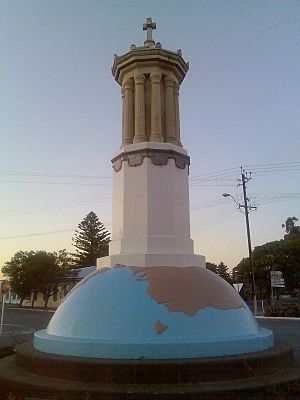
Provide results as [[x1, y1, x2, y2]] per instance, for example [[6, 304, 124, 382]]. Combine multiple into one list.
[[0, 18, 299, 400]]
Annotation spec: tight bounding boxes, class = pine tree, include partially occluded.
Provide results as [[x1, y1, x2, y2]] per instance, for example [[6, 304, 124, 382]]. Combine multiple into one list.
[[216, 262, 232, 284], [72, 211, 110, 267], [282, 216, 300, 240]]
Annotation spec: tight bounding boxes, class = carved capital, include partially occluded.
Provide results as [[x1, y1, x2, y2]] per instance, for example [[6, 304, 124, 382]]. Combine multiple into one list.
[[150, 73, 162, 84], [134, 73, 145, 84], [164, 78, 174, 88], [123, 79, 134, 90], [174, 82, 180, 95]]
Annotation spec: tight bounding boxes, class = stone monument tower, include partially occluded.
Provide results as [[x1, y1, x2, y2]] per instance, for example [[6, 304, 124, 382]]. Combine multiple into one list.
[[98, 17, 205, 269]]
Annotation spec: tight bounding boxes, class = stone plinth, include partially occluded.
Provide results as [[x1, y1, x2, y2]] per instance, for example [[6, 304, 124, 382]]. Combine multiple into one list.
[[97, 142, 205, 269]]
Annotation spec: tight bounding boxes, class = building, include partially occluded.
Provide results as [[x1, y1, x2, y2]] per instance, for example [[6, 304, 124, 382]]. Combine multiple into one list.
[[20, 266, 96, 309]]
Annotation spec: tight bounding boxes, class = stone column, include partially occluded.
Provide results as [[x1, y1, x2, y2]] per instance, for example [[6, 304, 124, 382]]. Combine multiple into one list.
[[150, 72, 163, 142], [174, 82, 182, 146], [121, 86, 125, 145], [164, 77, 176, 144], [123, 79, 134, 145], [133, 73, 146, 143]]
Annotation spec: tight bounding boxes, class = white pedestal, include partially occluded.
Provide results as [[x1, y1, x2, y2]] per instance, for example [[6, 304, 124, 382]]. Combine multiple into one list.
[[97, 142, 205, 269]]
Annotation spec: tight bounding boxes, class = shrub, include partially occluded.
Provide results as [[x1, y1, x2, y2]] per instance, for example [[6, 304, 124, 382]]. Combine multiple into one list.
[[265, 304, 300, 317]]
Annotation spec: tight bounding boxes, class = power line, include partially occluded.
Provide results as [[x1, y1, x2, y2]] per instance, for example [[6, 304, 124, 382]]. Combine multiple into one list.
[[0, 171, 111, 179], [191, 206, 237, 229], [190, 162, 300, 181], [1, 190, 298, 219], [0, 194, 112, 212], [191, 199, 226, 211], [245, 161, 300, 168], [191, 192, 300, 211], [0, 180, 112, 186], [190, 167, 239, 179], [0, 229, 74, 240], [190, 183, 237, 187], [0, 196, 112, 218]]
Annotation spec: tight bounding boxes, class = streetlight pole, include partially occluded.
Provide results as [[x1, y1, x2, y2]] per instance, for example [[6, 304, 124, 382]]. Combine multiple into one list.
[[222, 168, 257, 315]]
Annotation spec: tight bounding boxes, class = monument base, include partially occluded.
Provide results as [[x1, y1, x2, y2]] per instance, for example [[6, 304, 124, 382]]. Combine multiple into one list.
[[97, 253, 205, 268], [0, 341, 299, 399]]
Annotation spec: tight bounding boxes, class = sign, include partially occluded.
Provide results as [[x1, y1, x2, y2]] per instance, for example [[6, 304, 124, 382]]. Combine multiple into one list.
[[0, 280, 10, 296], [0, 280, 9, 335], [233, 283, 244, 293], [270, 271, 285, 288]]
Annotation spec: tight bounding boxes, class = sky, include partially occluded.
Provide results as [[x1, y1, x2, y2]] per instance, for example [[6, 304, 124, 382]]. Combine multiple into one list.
[[1, 0, 300, 271]]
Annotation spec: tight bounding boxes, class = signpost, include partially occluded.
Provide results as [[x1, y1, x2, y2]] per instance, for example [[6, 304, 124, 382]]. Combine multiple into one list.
[[270, 271, 285, 307], [0, 280, 10, 335], [233, 283, 243, 293], [271, 271, 285, 288]]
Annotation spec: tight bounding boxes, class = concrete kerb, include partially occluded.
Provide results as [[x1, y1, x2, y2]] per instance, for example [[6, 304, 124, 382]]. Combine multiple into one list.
[[257, 316, 300, 321], [5, 306, 55, 313]]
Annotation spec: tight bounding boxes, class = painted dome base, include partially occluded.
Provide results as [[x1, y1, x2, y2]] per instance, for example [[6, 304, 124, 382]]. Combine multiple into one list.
[[34, 328, 273, 359], [34, 265, 274, 359]]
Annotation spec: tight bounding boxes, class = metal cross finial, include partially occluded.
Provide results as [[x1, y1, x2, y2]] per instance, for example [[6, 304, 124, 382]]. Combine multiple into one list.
[[143, 17, 156, 46]]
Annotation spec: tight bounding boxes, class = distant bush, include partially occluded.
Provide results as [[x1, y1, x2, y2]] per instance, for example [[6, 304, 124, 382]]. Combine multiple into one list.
[[265, 304, 300, 318]]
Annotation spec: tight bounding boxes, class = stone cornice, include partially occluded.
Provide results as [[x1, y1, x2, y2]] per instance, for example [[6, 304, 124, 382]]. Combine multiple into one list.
[[111, 148, 190, 172], [112, 47, 189, 85]]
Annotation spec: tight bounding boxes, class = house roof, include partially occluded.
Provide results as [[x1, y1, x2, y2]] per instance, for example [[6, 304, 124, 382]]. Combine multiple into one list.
[[64, 266, 97, 281]]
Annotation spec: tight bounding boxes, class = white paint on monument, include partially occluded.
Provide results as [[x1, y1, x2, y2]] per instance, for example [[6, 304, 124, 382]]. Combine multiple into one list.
[[98, 142, 205, 268]]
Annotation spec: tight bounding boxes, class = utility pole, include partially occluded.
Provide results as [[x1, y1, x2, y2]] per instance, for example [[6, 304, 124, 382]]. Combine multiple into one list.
[[239, 168, 257, 315], [222, 169, 258, 315]]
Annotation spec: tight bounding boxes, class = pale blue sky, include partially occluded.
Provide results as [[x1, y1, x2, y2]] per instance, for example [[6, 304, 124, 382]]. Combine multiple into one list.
[[1, 0, 300, 270]]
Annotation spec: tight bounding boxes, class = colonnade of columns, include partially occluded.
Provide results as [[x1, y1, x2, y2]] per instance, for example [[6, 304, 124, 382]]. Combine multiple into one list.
[[121, 73, 181, 146]]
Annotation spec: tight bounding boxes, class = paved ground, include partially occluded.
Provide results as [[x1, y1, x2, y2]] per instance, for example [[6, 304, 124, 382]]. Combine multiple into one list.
[[3, 306, 54, 331], [258, 317, 300, 362], [0, 306, 54, 345]]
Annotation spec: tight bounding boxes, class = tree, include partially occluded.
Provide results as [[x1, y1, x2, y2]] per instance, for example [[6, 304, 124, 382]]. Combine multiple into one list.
[[216, 262, 232, 284], [72, 211, 110, 267], [2, 250, 73, 308], [2, 251, 33, 306], [36, 250, 74, 308], [234, 238, 300, 295], [282, 217, 300, 240], [206, 262, 217, 274], [206, 261, 232, 284], [231, 264, 244, 284]]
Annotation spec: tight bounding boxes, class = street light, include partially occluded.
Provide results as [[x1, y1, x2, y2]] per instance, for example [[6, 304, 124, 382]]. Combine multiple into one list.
[[222, 193, 239, 207], [222, 190, 257, 315]]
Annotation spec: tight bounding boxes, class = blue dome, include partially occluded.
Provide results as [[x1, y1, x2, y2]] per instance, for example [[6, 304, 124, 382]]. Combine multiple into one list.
[[34, 266, 273, 359]]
